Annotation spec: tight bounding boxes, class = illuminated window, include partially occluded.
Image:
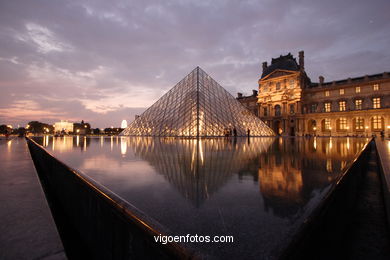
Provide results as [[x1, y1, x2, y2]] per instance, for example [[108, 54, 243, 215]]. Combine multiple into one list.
[[325, 91, 329, 97], [324, 118, 331, 130], [276, 82, 281, 90], [338, 118, 347, 130], [355, 99, 362, 110], [372, 116, 382, 130], [354, 117, 364, 130], [325, 102, 331, 112], [356, 86, 360, 93], [340, 89, 345, 95], [373, 84, 379, 91], [373, 97, 381, 109], [339, 101, 346, 111]]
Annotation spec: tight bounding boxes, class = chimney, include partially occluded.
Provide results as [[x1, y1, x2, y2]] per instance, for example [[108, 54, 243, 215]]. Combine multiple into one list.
[[319, 76, 324, 85], [364, 75, 369, 81], [298, 51, 304, 71], [262, 62, 268, 72], [237, 93, 243, 98], [252, 90, 258, 96]]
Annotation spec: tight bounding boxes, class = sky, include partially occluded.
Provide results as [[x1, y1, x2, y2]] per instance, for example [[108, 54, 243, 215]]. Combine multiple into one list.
[[0, 0, 389, 128]]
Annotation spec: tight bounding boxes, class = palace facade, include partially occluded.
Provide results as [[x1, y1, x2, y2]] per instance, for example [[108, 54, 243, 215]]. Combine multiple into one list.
[[237, 51, 390, 136]]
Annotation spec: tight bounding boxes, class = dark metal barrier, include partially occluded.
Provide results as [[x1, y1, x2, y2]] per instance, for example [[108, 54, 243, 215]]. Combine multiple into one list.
[[280, 138, 374, 260], [27, 137, 196, 260], [374, 139, 390, 229]]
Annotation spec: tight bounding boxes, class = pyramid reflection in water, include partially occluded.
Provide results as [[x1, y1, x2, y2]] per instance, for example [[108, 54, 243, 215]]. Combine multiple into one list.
[[121, 67, 274, 137], [128, 137, 274, 206]]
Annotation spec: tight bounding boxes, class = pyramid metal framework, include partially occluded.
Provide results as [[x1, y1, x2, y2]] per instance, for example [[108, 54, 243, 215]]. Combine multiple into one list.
[[121, 67, 275, 137]]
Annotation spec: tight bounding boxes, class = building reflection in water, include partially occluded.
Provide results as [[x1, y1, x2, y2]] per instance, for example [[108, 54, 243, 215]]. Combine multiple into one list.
[[251, 137, 367, 217], [36, 136, 367, 218], [48, 136, 91, 152]]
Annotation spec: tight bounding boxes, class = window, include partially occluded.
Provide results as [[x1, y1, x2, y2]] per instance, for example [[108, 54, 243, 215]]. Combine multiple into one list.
[[354, 117, 364, 130], [290, 104, 295, 114], [324, 118, 331, 130], [373, 97, 381, 109], [289, 79, 295, 88], [373, 84, 379, 91], [338, 118, 347, 130], [325, 91, 330, 97], [274, 105, 281, 116], [276, 82, 281, 90], [355, 99, 362, 110], [339, 101, 346, 111], [340, 89, 345, 95], [324, 102, 331, 112], [356, 86, 361, 93], [372, 116, 383, 130], [263, 107, 268, 116], [310, 103, 317, 113]]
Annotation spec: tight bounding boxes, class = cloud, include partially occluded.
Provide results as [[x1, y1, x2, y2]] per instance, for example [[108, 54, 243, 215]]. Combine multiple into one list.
[[0, 0, 389, 127], [14, 23, 73, 54]]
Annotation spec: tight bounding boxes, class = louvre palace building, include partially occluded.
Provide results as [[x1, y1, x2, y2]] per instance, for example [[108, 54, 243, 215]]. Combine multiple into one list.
[[237, 51, 390, 137]]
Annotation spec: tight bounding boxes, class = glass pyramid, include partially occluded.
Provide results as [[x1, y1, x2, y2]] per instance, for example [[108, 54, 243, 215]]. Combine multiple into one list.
[[121, 67, 275, 137]]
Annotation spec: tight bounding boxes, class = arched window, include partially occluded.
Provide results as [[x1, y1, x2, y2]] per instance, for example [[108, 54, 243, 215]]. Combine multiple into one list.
[[371, 116, 384, 130], [274, 105, 281, 116], [322, 119, 331, 131], [353, 117, 364, 131], [336, 117, 348, 131]]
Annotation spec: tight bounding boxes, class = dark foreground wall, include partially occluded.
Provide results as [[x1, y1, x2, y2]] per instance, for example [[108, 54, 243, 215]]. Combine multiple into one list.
[[281, 139, 377, 259], [27, 138, 195, 260]]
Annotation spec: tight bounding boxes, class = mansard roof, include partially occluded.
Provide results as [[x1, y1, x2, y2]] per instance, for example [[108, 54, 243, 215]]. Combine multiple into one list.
[[308, 72, 390, 89], [261, 53, 300, 78]]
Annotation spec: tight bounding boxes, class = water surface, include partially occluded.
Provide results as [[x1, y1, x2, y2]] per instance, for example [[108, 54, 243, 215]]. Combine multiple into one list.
[[34, 136, 368, 259]]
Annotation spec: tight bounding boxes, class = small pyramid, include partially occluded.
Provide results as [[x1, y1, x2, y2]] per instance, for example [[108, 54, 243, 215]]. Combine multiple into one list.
[[121, 67, 275, 137]]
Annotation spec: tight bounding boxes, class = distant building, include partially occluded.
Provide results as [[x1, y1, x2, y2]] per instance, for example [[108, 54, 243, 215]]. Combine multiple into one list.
[[73, 120, 91, 135], [237, 51, 390, 136], [121, 119, 128, 128], [54, 120, 73, 133]]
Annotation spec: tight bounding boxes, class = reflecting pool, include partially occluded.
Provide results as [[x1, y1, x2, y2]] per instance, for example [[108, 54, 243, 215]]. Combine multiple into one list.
[[34, 136, 368, 259]]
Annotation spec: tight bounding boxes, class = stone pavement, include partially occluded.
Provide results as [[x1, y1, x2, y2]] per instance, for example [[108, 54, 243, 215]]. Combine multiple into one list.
[[0, 137, 66, 260]]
